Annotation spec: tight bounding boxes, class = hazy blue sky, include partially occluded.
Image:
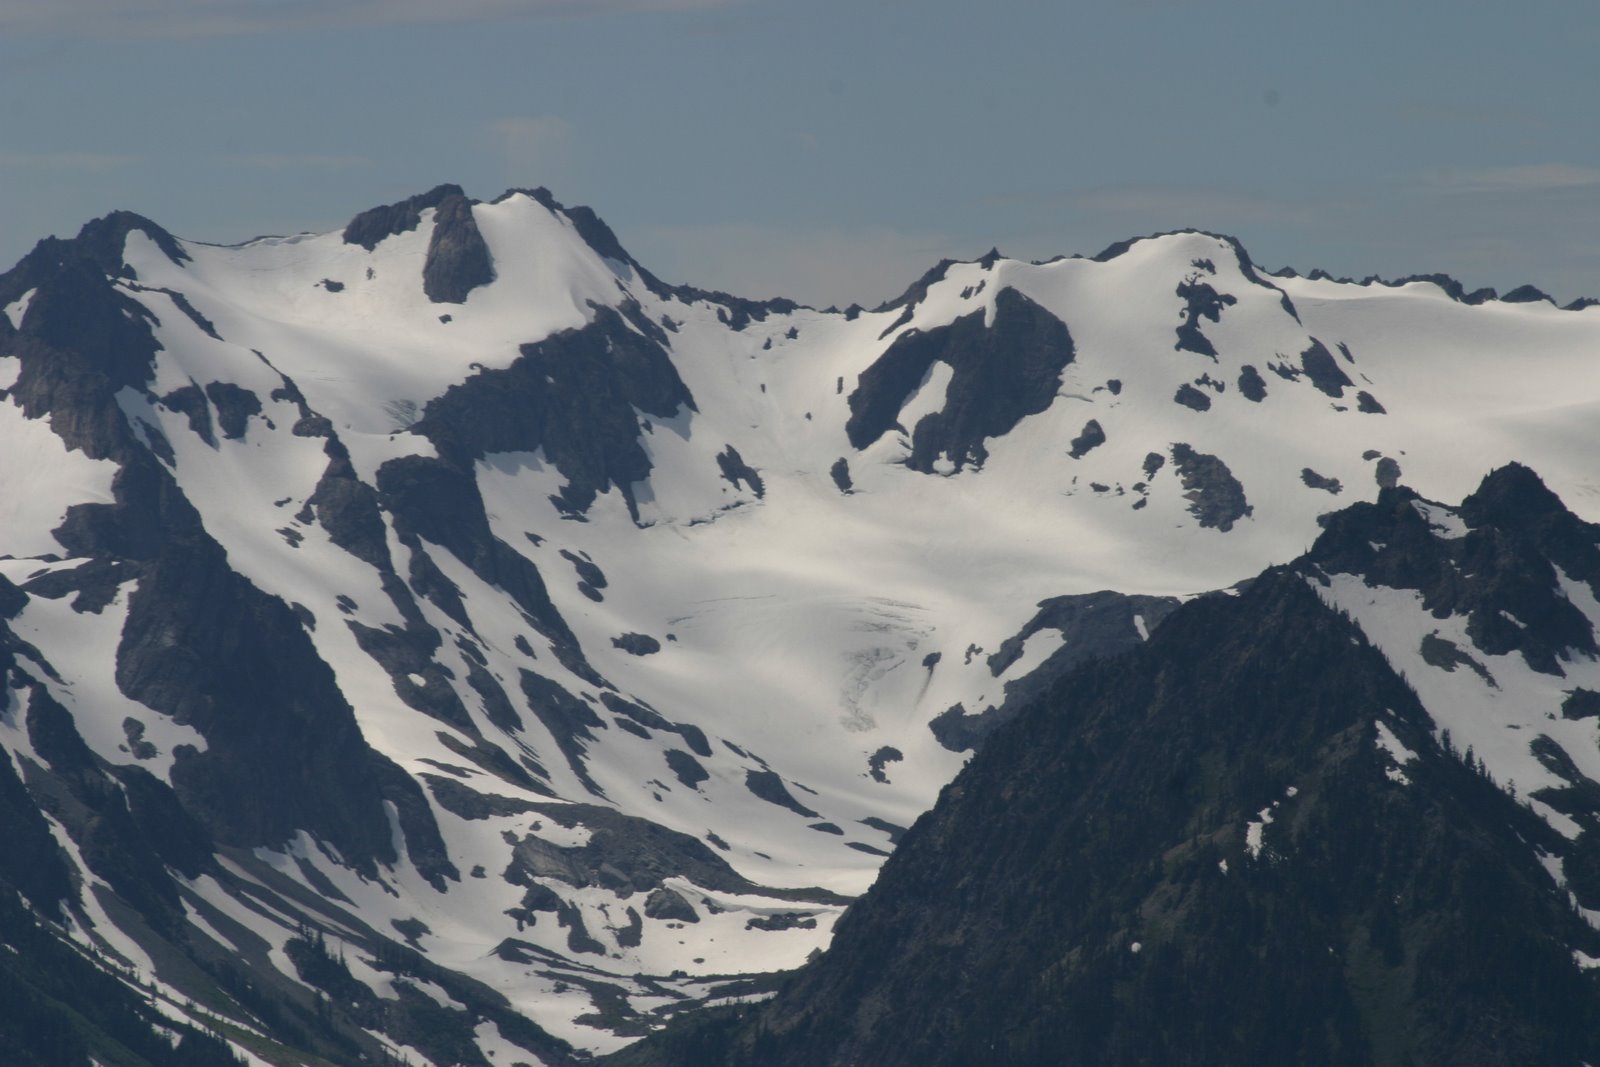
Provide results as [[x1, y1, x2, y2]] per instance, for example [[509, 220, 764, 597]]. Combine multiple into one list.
[[2, 0, 1597, 307]]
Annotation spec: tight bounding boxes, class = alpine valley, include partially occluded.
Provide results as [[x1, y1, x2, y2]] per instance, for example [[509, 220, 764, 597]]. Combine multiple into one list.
[[5, 184, 1600, 1066]]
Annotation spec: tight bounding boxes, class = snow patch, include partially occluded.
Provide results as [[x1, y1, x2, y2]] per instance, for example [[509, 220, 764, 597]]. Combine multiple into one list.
[[996, 628, 1065, 680], [0, 400, 120, 557], [1411, 499, 1468, 538], [3, 287, 36, 328], [1245, 806, 1274, 859], [895, 361, 954, 441], [1376, 716, 1414, 783], [1374, 719, 1417, 771]]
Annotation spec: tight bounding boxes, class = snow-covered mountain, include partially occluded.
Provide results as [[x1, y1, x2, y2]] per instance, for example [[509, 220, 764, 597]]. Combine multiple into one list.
[[3, 183, 1600, 1065]]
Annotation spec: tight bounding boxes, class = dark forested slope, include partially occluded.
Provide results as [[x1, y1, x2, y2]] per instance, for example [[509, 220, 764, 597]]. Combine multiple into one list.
[[614, 559, 1600, 1066]]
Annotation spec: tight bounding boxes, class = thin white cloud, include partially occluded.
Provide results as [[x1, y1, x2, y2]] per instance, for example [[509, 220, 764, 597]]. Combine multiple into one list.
[[485, 115, 573, 178], [217, 152, 371, 171], [0, 0, 739, 38], [1422, 164, 1600, 194], [1069, 186, 1316, 227], [1397, 100, 1549, 130], [489, 116, 571, 154], [0, 150, 140, 171]]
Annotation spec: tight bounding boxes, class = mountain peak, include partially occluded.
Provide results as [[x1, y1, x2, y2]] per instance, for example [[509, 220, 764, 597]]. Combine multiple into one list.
[[340, 181, 466, 250], [1460, 462, 1568, 530], [74, 210, 190, 273]]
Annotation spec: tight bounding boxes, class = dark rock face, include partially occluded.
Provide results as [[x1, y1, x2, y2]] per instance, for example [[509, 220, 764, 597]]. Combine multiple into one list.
[[1172, 383, 1211, 412], [678, 285, 803, 332], [1299, 338, 1355, 398], [0, 212, 185, 354], [423, 775, 542, 821], [1308, 466, 1600, 676], [715, 445, 765, 498], [116, 533, 402, 872], [744, 770, 819, 818], [1357, 390, 1386, 414], [342, 184, 464, 251], [866, 746, 903, 783], [1170, 443, 1252, 531], [598, 693, 711, 758], [829, 457, 853, 494], [1068, 419, 1105, 458], [310, 451, 391, 571], [204, 381, 261, 439], [745, 912, 816, 932], [24, 558, 136, 615], [1375, 456, 1403, 489], [846, 288, 1075, 472], [870, 259, 956, 315], [562, 549, 608, 591], [1503, 284, 1554, 305], [7, 272, 161, 431], [1393, 272, 1479, 302], [162, 383, 216, 445], [518, 670, 608, 797], [413, 304, 694, 519], [1237, 364, 1267, 402], [1563, 689, 1600, 720], [1173, 275, 1237, 358], [987, 591, 1179, 679], [376, 455, 576, 649], [613, 632, 662, 656], [74, 210, 192, 277], [645, 887, 699, 923], [665, 749, 709, 790], [423, 193, 495, 304], [1301, 468, 1343, 494], [613, 571, 1600, 1067], [1419, 632, 1497, 685], [927, 703, 986, 752], [929, 591, 1181, 752], [348, 620, 476, 731]]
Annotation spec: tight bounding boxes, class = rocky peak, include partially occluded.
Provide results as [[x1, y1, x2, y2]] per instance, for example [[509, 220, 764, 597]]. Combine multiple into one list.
[[341, 182, 465, 250], [1308, 470, 1600, 675]]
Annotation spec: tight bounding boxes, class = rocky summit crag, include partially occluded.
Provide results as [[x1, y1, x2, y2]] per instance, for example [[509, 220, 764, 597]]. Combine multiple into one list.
[[2, 186, 1600, 1065]]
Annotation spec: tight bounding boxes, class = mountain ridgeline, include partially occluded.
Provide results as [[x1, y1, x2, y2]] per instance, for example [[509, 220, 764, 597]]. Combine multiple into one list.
[[2, 184, 1600, 1065]]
